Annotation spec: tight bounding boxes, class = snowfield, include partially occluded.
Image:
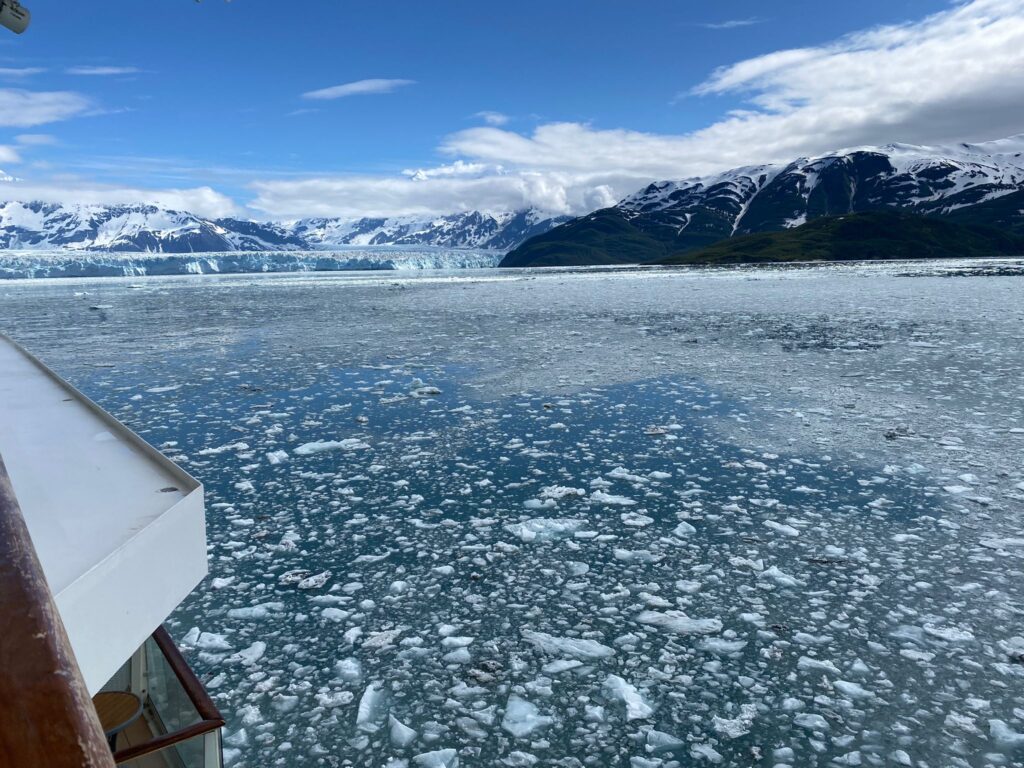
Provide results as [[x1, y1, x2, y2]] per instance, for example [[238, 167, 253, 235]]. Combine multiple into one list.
[[5, 259, 1024, 767]]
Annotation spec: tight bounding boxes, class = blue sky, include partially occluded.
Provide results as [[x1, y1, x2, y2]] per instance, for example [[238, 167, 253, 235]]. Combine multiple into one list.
[[1, 0, 1023, 219]]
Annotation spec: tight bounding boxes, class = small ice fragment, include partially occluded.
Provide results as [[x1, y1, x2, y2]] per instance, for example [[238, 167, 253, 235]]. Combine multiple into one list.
[[521, 629, 615, 659], [501, 695, 553, 738], [635, 610, 723, 635], [294, 438, 369, 455], [356, 682, 387, 732], [389, 715, 418, 748], [603, 674, 653, 720], [297, 570, 332, 590], [412, 749, 458, 768]]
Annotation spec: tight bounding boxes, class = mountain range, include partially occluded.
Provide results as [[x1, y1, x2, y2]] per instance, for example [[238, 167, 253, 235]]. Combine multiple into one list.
[[501, 136, 1024, 266], [0, 201, 569, 253]]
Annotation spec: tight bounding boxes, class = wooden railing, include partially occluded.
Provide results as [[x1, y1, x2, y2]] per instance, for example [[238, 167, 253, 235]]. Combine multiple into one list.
[[0, 454, 117, 767], [112, 627, 225, 765]]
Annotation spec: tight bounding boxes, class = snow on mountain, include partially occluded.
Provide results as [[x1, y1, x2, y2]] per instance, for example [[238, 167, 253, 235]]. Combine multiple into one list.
[[618, 136, 1024, 237], [502, 135, 1024, 267], [0, 202, 568, 254], [288, 209, 569, 249]]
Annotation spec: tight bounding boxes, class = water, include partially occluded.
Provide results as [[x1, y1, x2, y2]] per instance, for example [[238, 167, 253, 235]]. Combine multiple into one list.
[[3, 262, 1024, 767]]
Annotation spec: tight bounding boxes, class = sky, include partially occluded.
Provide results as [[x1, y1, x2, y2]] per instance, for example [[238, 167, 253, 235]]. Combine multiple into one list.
[[1, 0, 1023, 220]]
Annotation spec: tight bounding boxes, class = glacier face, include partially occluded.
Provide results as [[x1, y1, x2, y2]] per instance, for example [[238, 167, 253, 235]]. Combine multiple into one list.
[[0, 201, 568, 254], [0, 248, 503, 279]]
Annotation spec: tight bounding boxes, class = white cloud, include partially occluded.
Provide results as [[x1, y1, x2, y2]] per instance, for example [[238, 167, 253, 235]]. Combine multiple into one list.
[[251, 0, 1024, 218], [0, 146, 22, 164], [699, 18, 763, 30], [302, 78, 415, 100], [0, 67, 47, 78], [474, 111, 510, 126], [0, 89, 92, 127], [0, 181, 238, 218], [65, 66, 142, 76], [15, 133, 56, 146]]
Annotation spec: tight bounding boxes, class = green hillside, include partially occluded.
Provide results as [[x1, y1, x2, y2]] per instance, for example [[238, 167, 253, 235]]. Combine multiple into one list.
[[656, 211, 1024, 265]]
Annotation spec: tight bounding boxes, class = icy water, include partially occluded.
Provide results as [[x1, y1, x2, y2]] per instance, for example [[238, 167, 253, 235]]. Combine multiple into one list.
[[4, 261, 1024, 768]]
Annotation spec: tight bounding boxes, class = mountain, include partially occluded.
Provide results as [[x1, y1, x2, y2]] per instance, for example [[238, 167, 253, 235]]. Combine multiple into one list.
[[288, 209, 569, 250], [501, 136, 1024, 267], [657, 211, 1024, 265], [0, 202, 568, 253]]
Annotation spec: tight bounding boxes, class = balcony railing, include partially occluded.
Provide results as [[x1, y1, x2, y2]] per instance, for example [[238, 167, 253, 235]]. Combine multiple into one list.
[[0, 454, 117, 767], [110, 628, 224, 767]]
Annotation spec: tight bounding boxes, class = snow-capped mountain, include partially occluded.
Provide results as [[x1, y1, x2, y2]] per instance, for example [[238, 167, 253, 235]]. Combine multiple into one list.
[[290, 209, 569, 250], [502, 135, 1024, 266], [0, 202, 568, 253]]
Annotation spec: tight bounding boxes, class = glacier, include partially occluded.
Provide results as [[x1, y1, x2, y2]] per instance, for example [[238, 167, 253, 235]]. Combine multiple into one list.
[[0, 247, 503, 279]]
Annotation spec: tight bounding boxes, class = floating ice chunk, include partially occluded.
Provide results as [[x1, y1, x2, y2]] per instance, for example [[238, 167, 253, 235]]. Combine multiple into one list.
[[539, 485, 585, 500], [646, 728, 685, 753], [266, 450, 289, 465], [356, 682, 388, 732], [764, 520, 800, 537], [590, 490, 637, 506], [690, 743, 724, 763], [621, 511, 655, 527], [521, 629, 615, 660], [294, 438, 369, 455], [603, 674, 654, 720], [297, 570, 332, 590], [502, 752, 539, 767], [980, 537, 1024, 550], [794, 713, 830, 731], [321, 607, 349, 622], [758, 566, 803, 588], [194, 632, 232, 652], [505, 518, 587, 543], [672, 521, 697, 536], [923, 623, 974, 643], [798, 656, 841, 675], [389, 715, 418, 748], [700, 638, 747, 655], [635, 610, 723, 635], [501, 694, 553, 737], [412, 749, 458, 768], [315, 691, 354, 708], [542, 659, 583, 674], [834, 680, 873, 700], [712, 703, 757, 738], [226, 641, 266, 666], [363, 628, 403, 650], [335, 657, 362, 682], [989, 720, 1024, 750]]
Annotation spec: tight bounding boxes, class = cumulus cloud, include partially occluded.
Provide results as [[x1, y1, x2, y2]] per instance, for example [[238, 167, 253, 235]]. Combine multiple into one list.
[[0, 182, 238, 218], [65, 66, 142, 76], [252, 0, 1024, 218], [302, 78, 415, 100], [0, 89, 92, 127]]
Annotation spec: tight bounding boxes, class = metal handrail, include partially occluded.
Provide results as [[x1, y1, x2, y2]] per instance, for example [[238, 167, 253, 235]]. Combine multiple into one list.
[[0, 454, 117, 767], [111, 627, 224, 764]]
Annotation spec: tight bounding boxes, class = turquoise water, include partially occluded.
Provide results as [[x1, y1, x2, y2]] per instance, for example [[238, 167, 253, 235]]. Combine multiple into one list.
[[3, 266, 1023, 768]]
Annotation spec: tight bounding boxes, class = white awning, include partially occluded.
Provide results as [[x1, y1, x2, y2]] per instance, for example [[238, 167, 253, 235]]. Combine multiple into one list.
[[0, 335, 207, 694]]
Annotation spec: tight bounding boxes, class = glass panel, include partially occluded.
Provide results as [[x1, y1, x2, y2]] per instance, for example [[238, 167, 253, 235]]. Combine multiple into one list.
[[144, 634, 201, 732]]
